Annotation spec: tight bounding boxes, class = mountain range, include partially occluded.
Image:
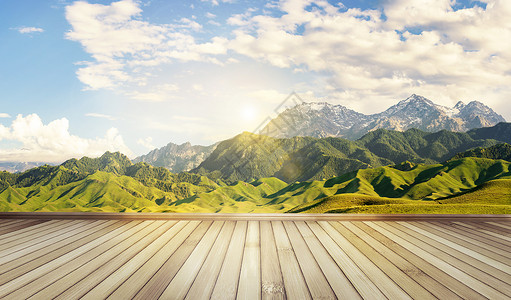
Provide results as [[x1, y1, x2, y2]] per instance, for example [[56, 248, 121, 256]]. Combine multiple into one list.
[[192, 125, 508, 183], [132, 141, 217, 173], [0, 94, 510, 214], [1, 148, 510, 214], [260, 94, 505, 140], [136, 94, 505, 173]]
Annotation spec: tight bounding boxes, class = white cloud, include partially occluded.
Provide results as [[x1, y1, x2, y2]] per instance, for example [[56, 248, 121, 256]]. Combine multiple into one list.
[[0, 114, 133, 162], [201, 0, 235, 6], [65, 0, 227, 92], [225, 0, 511, 113], [137, 136, 154, 150], [205, 12, 216, 19], [16, 26, 44, 34], [0, 113, 11, 118], [85, 113, 117, 121], [64, 0, 511, 115]]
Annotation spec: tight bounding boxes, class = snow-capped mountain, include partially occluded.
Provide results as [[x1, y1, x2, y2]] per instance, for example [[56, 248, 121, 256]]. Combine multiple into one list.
[[260, 94, 506, 139], [133, 141, 217, 173]]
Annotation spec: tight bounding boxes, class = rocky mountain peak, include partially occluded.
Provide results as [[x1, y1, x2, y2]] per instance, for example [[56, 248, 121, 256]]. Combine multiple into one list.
[[259, 94, 506, 140], [454, 101, 465, 110]]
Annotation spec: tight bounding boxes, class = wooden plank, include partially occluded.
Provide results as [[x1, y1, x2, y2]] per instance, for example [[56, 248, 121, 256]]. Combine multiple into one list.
[[159, 221, 225, 300], [320, 221, 410, 299], [400, 222, 511, 273], [108, 221, 200, 300], [352, 221, 462, 299], [295, 221, 361, 299], [466, 226, 511, 242], [133, 221, 213, 299], [472, 221, 511, 235], [335, 221, 435, 299], [270, 221, 311, 300], [0, 220, 107, 265], [67, 220, 180, 300], [9, 221, 167, 299], [0, 220, 123, 284], [307, 221, 383, 299], [0, 220, 23, 228], [185, 221, 236, 300], [210, 221, 247, 300], [236, 220, 261, 300], [487, 221, 511, 231], [0, 220, 67, 246], [368, 221, 506, 299], [259, 221, 285, 300], [0, 220, 147, 298], [438, 221, 511, 252], [1, 211, 510, 221], [0, 220, 76, 254], [283, 221, 336, 299], [416, 222, 511, 258], [385, 221, 511, 296], [0, 220, 48, 236], [428, 221, 511, 255], [0, 220, 92, 262]]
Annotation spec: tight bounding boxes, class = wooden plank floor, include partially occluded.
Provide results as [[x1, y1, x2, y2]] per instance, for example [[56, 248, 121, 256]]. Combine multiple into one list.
[[0, 215, 510, 299]]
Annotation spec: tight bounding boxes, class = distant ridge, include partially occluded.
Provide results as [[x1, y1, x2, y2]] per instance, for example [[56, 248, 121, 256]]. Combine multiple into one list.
[[260, 94, 505, 139], [193, 123, 511, 183], [133, 141, 217, 173]]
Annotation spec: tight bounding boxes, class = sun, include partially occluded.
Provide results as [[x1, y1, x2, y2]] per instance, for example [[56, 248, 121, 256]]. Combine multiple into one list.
[[241, 105, 258, 122]]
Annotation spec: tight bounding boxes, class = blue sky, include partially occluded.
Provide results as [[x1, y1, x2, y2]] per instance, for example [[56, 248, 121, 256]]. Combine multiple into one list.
[[1, 0, 510, 162]]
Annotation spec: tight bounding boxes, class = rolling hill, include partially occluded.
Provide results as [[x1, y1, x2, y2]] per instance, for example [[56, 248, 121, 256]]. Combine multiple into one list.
[[1, 153, 510, 214], [192, 127, 504, 183]]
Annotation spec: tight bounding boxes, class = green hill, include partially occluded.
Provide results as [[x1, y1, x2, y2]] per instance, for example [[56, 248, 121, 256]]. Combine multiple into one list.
[[1, 147, 511, 214], [450, 143, 511, 161], [193, 128, 501, 183], [468, 122, 511, 144], [170, 157, 511, 213]]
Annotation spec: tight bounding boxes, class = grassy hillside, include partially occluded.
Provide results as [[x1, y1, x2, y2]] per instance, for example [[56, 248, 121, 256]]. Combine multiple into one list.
[[171, 157, 511, 213], [450, 143, 511, 161], [193, 128, 501, 183], [1, 151, 510, 214]]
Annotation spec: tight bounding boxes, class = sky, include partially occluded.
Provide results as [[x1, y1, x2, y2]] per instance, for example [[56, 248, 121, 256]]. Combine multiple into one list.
[[1, 0, 510, 163]]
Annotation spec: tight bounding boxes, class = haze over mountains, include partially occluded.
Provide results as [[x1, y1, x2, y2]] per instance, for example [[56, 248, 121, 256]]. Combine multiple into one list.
[[133, 142, 217, 173], [192, 127, 503, 183], [1, 94, 510, 213], [134, 94, 505, 173], [260, 94, 505, 140]]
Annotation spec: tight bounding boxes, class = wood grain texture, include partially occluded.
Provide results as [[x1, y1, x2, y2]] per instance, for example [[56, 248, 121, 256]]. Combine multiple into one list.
[[272, 220, 311, 300], [133, 221, 212, 299], [108, 221, 199, 300], [260, 221, 285, 300], [370, 221, 508, 299], [283, 221, 336, 299], [185, 221, 236, 300], [295, 221, 361, 299], [237, 220, 262, 300], [210, 221, 247, 300], [0, 216, 509, 299]]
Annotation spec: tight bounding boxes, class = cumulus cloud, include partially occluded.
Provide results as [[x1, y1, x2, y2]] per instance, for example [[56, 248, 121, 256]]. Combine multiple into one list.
[[137, 136, 154, 150], [225, 0, 511, 112], [0, 113, 11, 118], [65, 0, 227, 92], [65, 0, 511, 114], [16, 26, 44, 34], [0, 114, 133, 162]]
